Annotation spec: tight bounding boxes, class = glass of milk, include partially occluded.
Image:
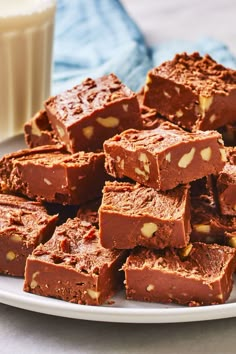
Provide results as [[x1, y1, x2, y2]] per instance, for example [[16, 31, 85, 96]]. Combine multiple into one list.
[[0, 0, 56, 141]]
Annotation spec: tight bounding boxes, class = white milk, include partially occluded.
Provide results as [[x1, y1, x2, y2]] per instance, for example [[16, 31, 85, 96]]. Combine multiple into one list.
[[0, 0, 56, 141]]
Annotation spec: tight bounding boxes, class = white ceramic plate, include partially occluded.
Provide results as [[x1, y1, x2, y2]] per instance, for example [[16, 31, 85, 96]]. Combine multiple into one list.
[[1, 275, 236, 323], [1, 135, 236, 323]]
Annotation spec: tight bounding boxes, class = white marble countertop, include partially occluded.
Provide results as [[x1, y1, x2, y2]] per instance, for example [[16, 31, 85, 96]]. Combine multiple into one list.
[[1, 1, 236, 353]]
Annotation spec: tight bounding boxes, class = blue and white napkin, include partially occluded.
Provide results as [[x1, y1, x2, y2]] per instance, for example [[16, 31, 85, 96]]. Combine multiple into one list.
[[53, 0, 236, 94]]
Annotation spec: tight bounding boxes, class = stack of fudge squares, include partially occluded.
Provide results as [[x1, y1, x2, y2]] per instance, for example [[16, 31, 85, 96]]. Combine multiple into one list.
[[0, 53, 236, 307]]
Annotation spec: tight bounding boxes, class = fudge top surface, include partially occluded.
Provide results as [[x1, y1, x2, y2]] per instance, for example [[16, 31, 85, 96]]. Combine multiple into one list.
[[151, 52, 236, 96], [0, 193, 56, 238], [101, 181, 189, 220], [31, 218, 123, 272], [0, 145, 104, 168], [45, 73, 135, 125], [124, 243, 236, 280], [104, 125, 222, 154]]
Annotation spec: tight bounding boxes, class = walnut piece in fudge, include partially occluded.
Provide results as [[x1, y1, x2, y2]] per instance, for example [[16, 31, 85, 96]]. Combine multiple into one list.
[[99, 181, 191, 249], [45, 73, 142, 153], [0, 194, 57, 276], [215, 147, 236, 216], [24, 109, 59, 148], [24, 218, 127, 305], [143, 52, 236, 131], [123, 243, 236, 306], [0, 145, 108, 205], [104, 125, 226, 191]]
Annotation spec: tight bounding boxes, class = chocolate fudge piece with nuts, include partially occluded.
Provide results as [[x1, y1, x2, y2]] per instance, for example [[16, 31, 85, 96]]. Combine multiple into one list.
[[24, 109, 59, 148], [99, 181, 191, 249], [214, 147, 236, 216], [190, 193, 236, 244], [24, 217, 127, 305], [0, 145, 109, 205], [0, 193, 57, 277], [123, 243, 236, 306], [45, 73, 142, 153], [104, 125, 226, 191], [143, 52, 236, 131]]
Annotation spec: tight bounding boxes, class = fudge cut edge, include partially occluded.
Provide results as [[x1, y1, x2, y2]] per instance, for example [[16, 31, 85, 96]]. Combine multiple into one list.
[[99, 181, 191, 249], [215, 147, 236, 216], [24, 218, 127, 305], [24, 109, 59, 148], [0, 146, 107, 205], [0, 193, 58, 277], [123, 243, 236, 306], [143, 52, 236, 131], [45, 73, 142, 152], [104, 126, 226, 191]]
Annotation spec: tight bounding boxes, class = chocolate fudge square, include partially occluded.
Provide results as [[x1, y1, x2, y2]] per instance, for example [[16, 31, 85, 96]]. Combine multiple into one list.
[[99, 181, 191, 249], [45, 74, 142, 153], [143, 52, 236, 131], [123, 243, 236, 306], [24, 218, 127, 305], [104, 125, 226, 191], [0, 146, 108, 205], [215, 147, 236, 216], [0, 194, 57, 277], [24, 109, 59, 148]]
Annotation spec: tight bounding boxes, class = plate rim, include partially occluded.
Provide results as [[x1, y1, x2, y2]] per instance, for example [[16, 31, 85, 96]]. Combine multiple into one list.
[[1, 135, 236, 324], [1, 278, 236, 323]]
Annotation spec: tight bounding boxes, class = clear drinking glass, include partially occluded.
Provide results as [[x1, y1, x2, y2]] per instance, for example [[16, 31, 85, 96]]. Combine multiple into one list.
[[0, 0, 56, 141]]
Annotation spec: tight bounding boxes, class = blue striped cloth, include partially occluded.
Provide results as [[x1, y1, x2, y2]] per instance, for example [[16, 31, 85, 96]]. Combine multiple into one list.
[[53, 0, 236, 94]]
